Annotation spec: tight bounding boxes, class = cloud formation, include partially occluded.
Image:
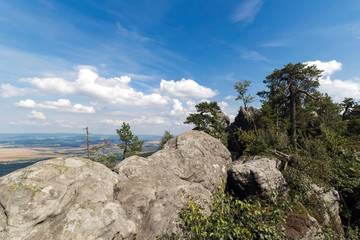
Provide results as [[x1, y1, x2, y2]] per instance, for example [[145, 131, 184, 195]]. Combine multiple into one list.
[[305, 60, 342, 76], [159, 78, 218, 99], [20, 67, 168, 106], [0, 83, 28, 98], [27, 110, 46, 120], [304, 60, 360, 102], [232, 0, 265, 23], [15, 99, 95, 114]]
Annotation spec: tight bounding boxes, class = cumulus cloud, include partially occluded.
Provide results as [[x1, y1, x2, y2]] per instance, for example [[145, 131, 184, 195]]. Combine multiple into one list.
[[225, 95, 236, 100], [21, 67, 168, 106], [159, 78, 217, 99], [218, 101, 229, 110], [0, 83, 28, 98], [304, 60, 360, 102], [133, 116, 166, 125], [170, 99, 185, 116], [232, 0, 265, 23], [319, 76, 360, 102], [304, 60, 342, 76], [100, 119, 124, 126], [27, 110, 46, 120], [15, 98, 95, 114]]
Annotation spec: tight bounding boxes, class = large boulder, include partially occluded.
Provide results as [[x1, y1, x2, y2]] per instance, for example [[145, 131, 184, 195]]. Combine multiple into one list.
[[227, 156, 288, 199], [113, 130, 231, 239], [227, 107, 261, 158], [0, 130, 231, 240], [0, 157, 136, 240]]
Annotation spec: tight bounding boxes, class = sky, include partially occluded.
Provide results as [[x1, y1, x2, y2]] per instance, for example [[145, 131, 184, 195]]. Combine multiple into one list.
[[0, 0, 360, 135]]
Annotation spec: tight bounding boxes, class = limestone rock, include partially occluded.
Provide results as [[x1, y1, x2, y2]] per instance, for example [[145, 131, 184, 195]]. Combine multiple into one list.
[[307, 184, 343, 232], [0, 130, 231, 240], [113, 130, 231, 239], [284, 203, 322, 240], [0, 157, 136, 240], [227, 156, 287, 199]]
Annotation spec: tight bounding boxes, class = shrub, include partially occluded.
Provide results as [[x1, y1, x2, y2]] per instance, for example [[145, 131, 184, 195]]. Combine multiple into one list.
[[178, 182, 290, 239]]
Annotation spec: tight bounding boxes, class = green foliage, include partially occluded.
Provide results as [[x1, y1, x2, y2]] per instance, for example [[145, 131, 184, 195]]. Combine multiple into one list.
[[90, 139, 117, 168], [178, 182, 289, 240], [258, 62, 323, 150], [116, 122, 144, 159], [158, 130, 174, 150], [340, 97, 357, 120], [234, 80, 255, 109], [348, 119, 360, 135], [184, 101, 229, 146]]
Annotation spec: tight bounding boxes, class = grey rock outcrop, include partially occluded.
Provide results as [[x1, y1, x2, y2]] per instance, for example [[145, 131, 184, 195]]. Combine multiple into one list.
[[227, 107, 261, 158], [0, 130, 231, 240], [307, 184, 343, 233], [113, 130, 231, 239], [227, 156, 287, 199], [0, 157, 136, 240]]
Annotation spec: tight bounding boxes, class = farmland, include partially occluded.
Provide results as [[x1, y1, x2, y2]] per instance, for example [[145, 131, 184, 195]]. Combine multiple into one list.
[[0, 133, 161, 177]]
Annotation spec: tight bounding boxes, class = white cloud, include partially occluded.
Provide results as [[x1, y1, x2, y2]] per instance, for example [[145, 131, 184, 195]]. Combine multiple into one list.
[[15, 98, 95, 114], [9, 120, 36, 125], [21, 67, 168, 106], [0, 83, 28, 98], [170, 99, 185, 116], [159, 78, 218, 99], [15, 99, 37, 108], [232, 0, 265, 23], [303, 60, 360, 102], [218, 101, 229, 110], [304, 60, 342, 76], [27, 110, 46, 120], [100, 119, 124, 126], [225, 95, 235, 100], [133, 116, 166, 125], [319, 76, 360, 102]]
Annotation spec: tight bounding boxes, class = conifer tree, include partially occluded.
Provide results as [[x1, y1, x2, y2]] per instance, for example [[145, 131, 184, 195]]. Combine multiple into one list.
[[258, 62, 323, 151], [116, 122, 144, 159], [158, 130, 174, 150]]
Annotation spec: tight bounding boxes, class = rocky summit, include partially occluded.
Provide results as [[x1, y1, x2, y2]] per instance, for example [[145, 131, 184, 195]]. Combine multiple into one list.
[[0, 131, 231, 240]]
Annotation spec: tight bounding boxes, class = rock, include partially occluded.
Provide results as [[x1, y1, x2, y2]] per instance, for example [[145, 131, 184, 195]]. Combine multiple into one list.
[[304, 184, 343, 233], [284, 203, 322, 240], [227, 107, 261, 157], [0, 130, 231, 240], [0, 157, 136, 240], [227, 156, 287, 199], [113, 130, 231, 239]]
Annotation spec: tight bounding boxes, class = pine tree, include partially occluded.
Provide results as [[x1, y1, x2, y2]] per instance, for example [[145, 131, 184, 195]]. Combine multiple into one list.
[[158, 130, 174, 150], [258, 62, 323, 151], [116, 122, 144, 159]]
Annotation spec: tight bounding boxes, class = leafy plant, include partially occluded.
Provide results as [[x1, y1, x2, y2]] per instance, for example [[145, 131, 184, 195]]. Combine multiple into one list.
[[178, 182, 289, 239], [90, 139, 117, 168]]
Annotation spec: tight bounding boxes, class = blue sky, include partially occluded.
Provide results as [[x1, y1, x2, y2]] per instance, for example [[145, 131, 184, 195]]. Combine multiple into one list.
[[1, 0, 360, 135]]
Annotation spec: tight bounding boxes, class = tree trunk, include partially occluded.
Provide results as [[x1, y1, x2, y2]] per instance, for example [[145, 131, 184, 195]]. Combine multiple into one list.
[[289, 87, 297, 151]]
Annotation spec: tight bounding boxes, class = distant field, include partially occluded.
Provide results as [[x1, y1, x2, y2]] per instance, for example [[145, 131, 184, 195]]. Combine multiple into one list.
[[0, 147, 86, 163]]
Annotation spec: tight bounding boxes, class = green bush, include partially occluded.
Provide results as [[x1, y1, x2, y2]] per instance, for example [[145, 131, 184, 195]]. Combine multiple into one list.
[[178, 182, 290, 240]]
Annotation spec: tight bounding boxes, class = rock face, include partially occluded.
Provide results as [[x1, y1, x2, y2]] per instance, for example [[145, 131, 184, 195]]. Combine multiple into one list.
[[0, 158, 136, 240], [113, 130, 231, 239], [307, 184, 343, 233], [227, 107, 261, 158], [0, 130, 231, 240], [227, 156, 287, 199]]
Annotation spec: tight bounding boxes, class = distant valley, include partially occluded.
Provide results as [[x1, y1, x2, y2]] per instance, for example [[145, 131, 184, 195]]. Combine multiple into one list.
[[0, 133, 161, 177]]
